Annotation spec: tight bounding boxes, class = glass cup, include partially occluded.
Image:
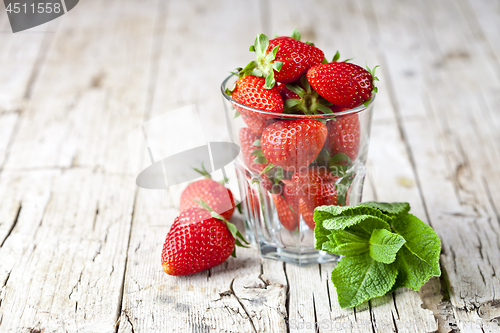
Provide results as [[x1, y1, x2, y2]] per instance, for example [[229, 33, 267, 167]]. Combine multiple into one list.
[[221, 74, 375, 265]]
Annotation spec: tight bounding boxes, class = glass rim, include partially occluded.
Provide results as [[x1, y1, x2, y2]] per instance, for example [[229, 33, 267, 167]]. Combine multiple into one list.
[[220, 74, 376, 119]]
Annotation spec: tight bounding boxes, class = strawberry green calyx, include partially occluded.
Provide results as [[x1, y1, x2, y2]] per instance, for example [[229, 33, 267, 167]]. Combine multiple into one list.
[[363, 64, 380, 107], [195, 199, 250, 257], [290, 28, 301, 41], [193, 163, 212, 179], [284, 76, 333, 115], [244, 34, 283, 89]]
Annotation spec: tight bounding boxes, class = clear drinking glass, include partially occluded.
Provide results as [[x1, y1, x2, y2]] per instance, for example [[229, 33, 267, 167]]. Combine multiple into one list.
[[221, 74, 375, 265]]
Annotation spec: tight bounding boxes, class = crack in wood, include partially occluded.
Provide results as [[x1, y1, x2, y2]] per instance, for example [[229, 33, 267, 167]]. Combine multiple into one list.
[[114, 190, 138, 333], [0, 203, 22, 248], [392, 293, 400, 320], [368, 301, 376, 333], [312, 294, 319, 333], [92, 204, 99, 232], [391, 311, 399, 333], [283, 262, 290, 333], [229, 278, 257, 333]]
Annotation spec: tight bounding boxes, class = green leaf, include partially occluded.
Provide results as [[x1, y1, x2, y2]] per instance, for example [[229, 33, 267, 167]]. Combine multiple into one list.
[[193, 163, 211, 179], [331, 253, 398, 308], [314, 203, 392, 228], [358, 201, 410, 216], [253, 156, 268, 164], [322, 230, 369, 256], [329, 153, 352, 166], [240, 61, 258, 78], [321, 57, 328, 64], [314, 205, 392, 250], [264, 70, 275, 89], [234, 110, 240, 118], [250, 149, 264, 157], [369, 229, 406, 264], [290, 28, 301, 41], [284, 84, 306, 97], [260, 163, 275, 174], [265, 46, 279, 62], [390, 214, 441, 290], [332, 51, 340, 62], [249, 45, 255, 52], [256, 34, 269, 58], [272, 61, 283, 72], [252, 139, 261, 147], [316, 103, 333, 114]]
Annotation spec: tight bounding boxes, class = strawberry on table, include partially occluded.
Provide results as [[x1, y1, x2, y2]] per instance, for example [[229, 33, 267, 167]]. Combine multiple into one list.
[[162, 208, 248, 276], [245, 30, 324, 88], [260, 119, 327, 171], [227, 75, 283, 135], [179, 177, 235, 221], [325, 115, 361, 162], [307, 59, 378, 108]]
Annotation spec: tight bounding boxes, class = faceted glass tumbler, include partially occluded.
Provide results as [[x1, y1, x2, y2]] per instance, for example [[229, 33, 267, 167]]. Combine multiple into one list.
[[221, 74, 375, 265]]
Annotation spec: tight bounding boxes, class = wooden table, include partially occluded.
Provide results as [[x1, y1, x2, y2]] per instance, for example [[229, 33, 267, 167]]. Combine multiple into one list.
[[0, 0, 499, 332]]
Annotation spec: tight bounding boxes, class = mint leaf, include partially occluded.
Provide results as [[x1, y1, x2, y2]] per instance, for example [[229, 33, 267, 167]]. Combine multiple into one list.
[[314, 205, 391, 250], [314, 205, 392, 226], [390, 214, 441, 290], [321, 230, 369, 256], [323, 239, 368, 256], [358, 201, 410, 216], [331, 253, 398, 308], [369, 229, 406, 264]]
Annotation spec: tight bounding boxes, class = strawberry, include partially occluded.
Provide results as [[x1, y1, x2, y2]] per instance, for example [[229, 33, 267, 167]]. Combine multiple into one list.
[[324, 115, 361, 162], [239, 127, 268, 174], [179, 178, 235, 221], [288, 167, 339, 229], [162, 208, 248, 276], [227, 75, 283, 135], [278, 82, 299, 100], [272, 193, 298, 231], [307, 61, 377, 108], [245, 30, 324, 88], [260, 120, 327, 171]]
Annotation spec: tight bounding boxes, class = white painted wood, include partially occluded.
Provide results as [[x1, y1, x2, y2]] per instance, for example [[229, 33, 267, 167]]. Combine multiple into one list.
[[3, 0, 158, 174]]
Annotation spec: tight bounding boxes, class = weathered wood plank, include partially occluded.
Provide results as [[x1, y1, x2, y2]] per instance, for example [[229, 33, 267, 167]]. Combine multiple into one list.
[[0, 170, 135, 332], [370, 0, 500, 330], [0, 18, 54, 113], [0, 0, 160, 331], [3, 0, 157, 174]]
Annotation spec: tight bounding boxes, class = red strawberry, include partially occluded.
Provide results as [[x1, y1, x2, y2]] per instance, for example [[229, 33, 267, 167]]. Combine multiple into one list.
[[325, 115, 361, 162], [272, 193, 298, 231], [261, 120, 327, 171], [289, 167, 339, 229], [239, 127, 268, 174], [246, 32, 324, 87], [278, 82, 299, 100], [179, 178, 235, 221], [267, 37, 324, 83], [162, 208, 235, 276], [229, 75, 283, 135], [307, 62, 375, 108]]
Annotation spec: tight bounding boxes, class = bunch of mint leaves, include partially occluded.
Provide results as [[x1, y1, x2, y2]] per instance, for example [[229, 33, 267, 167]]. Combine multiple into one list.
[[314, 202, 441, 309]]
